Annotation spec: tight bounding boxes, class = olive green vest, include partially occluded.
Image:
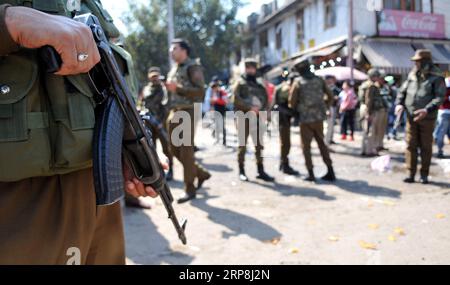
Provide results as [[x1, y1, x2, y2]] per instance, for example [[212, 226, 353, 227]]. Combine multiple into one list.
[[167, 58, 203, 109], [233, 76, 268, 111], [0, 0, 124, 182]]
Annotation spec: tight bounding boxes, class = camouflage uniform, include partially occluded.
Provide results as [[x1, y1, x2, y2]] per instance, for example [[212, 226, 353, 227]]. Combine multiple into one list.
[[273, 78, 299, 175], [166, 57, 210, 196], [289, 59, 335, 181], [143, 81, 173, 169], [396, 50, 446, 181], [359, 78, 385, 156], [232, 59, 274, 182]]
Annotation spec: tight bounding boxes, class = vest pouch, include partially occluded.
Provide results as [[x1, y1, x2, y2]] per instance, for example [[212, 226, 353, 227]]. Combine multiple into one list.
[[44, 74, 95, 172], [0, 53, 52, 181]]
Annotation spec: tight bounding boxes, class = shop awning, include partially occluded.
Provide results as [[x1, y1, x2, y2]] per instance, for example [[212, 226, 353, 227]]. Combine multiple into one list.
[[361, 40, 416, 75], [309, 43, 345, 57]]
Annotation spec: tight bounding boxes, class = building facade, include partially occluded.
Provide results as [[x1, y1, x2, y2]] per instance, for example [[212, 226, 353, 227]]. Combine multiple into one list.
[[236, 0, 450, 80]]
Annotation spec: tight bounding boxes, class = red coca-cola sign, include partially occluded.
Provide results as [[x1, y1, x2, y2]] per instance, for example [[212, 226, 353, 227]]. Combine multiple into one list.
[[378, 9, 446, 39]]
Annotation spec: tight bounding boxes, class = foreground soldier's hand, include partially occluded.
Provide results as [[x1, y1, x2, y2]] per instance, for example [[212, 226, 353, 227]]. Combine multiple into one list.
[[5, 6, 100, 75], [123, 163, 160, 199]]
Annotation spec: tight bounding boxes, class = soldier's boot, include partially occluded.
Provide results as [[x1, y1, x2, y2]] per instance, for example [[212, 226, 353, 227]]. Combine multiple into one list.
[[403, 172, 415, 183], [280, 162, 300, 176], [304, 169, 316, 182], [239, 164, 249, 182], [177, 184, 197, 204], [256, 163, 275, 182], [419, 176, 429, 185], [197, 170, 212, 189], [321, 166, 336, 182]]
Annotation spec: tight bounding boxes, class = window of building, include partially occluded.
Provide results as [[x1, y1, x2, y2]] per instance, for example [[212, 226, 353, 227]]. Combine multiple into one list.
[[296, 10, 305, 42], [383, 0, 422, 12], [260, 30, 268, 49], [276, 23, 282, 50], [324, 0, 336, 29]]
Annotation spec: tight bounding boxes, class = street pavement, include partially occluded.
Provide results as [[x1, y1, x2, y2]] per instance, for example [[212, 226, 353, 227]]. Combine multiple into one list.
[[124, 118, 450, 265]]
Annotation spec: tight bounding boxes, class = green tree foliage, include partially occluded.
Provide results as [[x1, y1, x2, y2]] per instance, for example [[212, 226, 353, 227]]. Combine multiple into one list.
[[124, 0, 243, 85]]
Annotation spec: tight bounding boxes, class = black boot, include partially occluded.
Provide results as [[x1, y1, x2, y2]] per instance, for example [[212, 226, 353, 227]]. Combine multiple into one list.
[[177, 193, 196, 204], [304, 169, 316, 182], [419, 175, 429, 185], [403, 173, 415, 183], [256, 164, 274, 182], [239, 164, 249, 182], [321, 166, 336, 182], [280, 162, 300, 176]]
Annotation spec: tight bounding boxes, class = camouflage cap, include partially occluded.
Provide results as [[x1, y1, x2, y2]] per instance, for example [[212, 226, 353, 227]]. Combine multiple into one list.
[[368, 68, 381, 78], [411, 49, 432, 61], [148, 66, 161, 77], [291, 56, 312, 71]]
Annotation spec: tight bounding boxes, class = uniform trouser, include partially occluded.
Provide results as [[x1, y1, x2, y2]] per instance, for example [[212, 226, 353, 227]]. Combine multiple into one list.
[[279, 119, 291, 164], [167, 108, 210, 194], [151, 123, 173, 166], [237, 115, 264, 165], [300, 121, 333, 171], [325, 106, 337, 144], [0, 168, 125, 265], [361, 110, 382, 155], [434, 112, 450, 152], [213, 104, 227, 145], [405, 117, 436, 177], [374, 109, 388, 149]]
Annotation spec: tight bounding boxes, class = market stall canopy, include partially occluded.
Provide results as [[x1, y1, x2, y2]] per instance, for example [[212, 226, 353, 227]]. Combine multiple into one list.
[[361, 40, 416, 75], [412, 43, 450, 65], [315, 66, 368, 81]]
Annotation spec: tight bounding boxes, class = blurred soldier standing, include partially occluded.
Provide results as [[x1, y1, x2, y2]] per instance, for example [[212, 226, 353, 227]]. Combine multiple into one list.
[[359, 69, 384, 157], [0, 0, 158, 264], [232, 58, 274, 182], [143, 67, 173, 181], [165, 39, 211, 203], [395, 49, 446, 184], [273, 70, 299, 175], [375, 71, 392, 151], [289, 57, 336, 182], [325, 75, 341, 145]]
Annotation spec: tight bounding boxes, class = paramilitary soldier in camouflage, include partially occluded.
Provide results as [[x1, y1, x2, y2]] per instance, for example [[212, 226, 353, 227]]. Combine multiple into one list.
[[232, 58, 274, 182], [143, 66, 173, 181], [0, 0, 158, 265], [359, 68, 385, 157], [395, 49, 446, 184], [289, 57, 336, 182], [273, 70, 299, 176], [165, 39, 211, 204]]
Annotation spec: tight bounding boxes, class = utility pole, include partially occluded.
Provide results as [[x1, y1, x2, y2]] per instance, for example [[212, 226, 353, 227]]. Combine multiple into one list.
[[167, 0, 175, 67], [347, 0, 354, 84]]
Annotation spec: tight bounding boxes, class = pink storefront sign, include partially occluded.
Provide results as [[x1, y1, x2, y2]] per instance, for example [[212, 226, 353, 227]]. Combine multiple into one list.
[[378, 9, 446, 39]]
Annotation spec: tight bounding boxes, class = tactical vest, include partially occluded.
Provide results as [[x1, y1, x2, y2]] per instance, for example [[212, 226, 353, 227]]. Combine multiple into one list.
[[167, 58, 203, 109], [0, 0, 123, 181], [233, 76, 268, 110], [276, 82, 290, 106], [294, 76, 328, 123]]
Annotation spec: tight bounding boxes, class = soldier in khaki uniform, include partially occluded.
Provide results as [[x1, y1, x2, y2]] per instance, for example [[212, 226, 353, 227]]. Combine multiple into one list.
[[359, 69, 384, 157], [232, 58, 274, 182], [143, 67, 173, 181], [165, 39, 211, 203], [0, 1, 157, 265], [289, 57, 336, 182], [273, 70, 299, 175], [395, 49, 446, 184]]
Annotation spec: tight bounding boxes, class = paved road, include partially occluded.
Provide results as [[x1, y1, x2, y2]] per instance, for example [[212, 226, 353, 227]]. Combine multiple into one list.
[[124, 119, 450, 265]]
